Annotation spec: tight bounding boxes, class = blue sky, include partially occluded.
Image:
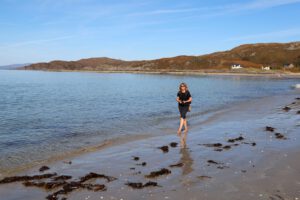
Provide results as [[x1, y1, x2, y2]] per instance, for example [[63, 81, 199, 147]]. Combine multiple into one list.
[[0, 0, 300, 65]]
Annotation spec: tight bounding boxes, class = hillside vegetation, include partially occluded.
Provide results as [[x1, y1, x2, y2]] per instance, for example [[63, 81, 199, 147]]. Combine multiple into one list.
[[23, 42, 300, 72]]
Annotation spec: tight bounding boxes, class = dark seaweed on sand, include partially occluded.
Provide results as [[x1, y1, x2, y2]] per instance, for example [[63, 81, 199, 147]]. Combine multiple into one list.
[[46, 172, 116, 200], [132, 156, 140, 161], [126, 181, 158, 189], [265, 126, 275, 132], [0, 173, 57, 184], [217, 166, 229, 169], [207, 160, 220, 165], [0, 168, 119, 200], [201, 143, 223, 147], [223, 145, 231, 150], [198, 175, 212, 180], [136, 162, 147, 166], [52, 175, 72, 181], [169, 142, 178, 147], [274, 133, 287, 140], [79, 172, 117, 183], [158, 146, 169, 153], [169, 162, 184, 168], [242, 142, 256, 146], [227, 136, 244, 143], [23, 180, 67, 190], [214, 148, 223, 152], [46, 182, 106, 200], [39, 166, 50, 172], [282, 106, 291, 112], [145, 168, 171, 178]]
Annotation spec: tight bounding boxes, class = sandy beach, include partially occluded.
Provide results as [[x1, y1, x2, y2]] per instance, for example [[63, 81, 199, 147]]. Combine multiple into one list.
[[1, 1, 300, 199], [0, 92, 300, 200]]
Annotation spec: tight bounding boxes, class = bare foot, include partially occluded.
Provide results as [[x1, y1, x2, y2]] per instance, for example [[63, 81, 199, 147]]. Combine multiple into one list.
[[184, 127, 188, 133], [177, 129, 182, 136]]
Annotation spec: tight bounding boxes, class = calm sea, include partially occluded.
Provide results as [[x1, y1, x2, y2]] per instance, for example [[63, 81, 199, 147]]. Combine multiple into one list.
[[0, 70, 299, 172]]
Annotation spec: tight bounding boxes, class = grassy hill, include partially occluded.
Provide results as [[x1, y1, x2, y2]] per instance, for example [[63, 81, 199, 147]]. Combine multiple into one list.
[[22, 42, 300, 72]]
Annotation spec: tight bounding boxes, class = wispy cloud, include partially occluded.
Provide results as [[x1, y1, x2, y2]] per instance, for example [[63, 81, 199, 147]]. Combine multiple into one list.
[[218, 0, 300, 14], [128, 7, 206, 16], [0, 35, 74, 48], [225, 28, 300, 42], [128, 0, 300, 17], [236, 0, 300, 10]]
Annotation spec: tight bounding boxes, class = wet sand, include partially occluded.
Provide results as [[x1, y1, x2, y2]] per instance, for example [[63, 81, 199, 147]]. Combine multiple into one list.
[[0, 93, 300, 200]]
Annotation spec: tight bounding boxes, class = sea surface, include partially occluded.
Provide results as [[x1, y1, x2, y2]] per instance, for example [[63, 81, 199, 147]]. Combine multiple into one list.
[[0, 70, 299, 173]]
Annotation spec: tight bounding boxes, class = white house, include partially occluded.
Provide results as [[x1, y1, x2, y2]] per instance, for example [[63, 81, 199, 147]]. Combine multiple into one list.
[[261, 66, 271, 70], [283, 63, 294, 69], [231, 64, 242, 69]]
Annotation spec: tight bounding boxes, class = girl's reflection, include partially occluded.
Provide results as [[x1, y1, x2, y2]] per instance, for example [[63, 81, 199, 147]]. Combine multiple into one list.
[[179, 132, 193, 176]]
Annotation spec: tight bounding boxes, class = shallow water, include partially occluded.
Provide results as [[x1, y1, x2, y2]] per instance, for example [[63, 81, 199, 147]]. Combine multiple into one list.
[[0, 70, 299, 172]]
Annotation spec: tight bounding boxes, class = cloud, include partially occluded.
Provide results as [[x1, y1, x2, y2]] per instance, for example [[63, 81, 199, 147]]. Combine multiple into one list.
[[128, 0, 300, 17], [237, 0, 300, 10], [225, 28, 300, 42], [218, 0, 300, 14], [128, 7, 206, 16]]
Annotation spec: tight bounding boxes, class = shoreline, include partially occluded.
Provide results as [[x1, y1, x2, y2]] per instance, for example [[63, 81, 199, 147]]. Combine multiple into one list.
[[0, 96, 239, 177], [0, 92, 299, 200], [0, 133, 156, 177], [16, 69, 300, 78], [0, 92, 294, 177]]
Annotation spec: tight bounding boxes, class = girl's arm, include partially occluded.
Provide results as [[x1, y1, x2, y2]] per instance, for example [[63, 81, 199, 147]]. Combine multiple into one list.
[[176, 97, 182, 103], [183, 97, 192, 104]]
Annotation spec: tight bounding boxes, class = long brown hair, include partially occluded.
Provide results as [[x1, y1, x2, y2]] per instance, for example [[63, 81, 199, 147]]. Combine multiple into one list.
[[178, 82, 189, 92]]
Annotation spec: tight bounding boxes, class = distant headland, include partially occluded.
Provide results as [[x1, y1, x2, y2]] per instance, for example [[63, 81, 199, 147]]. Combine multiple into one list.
[[21, 42, 300, 74]]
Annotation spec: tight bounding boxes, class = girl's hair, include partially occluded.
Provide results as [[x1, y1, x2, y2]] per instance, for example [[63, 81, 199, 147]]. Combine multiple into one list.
[[178, 82, 188, 92]]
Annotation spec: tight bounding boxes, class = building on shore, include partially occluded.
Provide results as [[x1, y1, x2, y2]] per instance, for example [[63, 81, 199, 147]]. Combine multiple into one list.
[[231, 64, 242, 69], [261, 66, 271, 70], [283, 63, 295, 69]]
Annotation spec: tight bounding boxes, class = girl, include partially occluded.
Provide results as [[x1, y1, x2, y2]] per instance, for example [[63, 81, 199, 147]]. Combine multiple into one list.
[[176, 83, 192, 135]]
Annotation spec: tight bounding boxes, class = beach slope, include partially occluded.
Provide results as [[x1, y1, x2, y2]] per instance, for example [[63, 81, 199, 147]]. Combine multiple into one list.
[[0, 93, 300, 200]]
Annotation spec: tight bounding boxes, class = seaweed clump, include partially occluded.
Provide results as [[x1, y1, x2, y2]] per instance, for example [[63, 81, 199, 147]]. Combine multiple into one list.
[[125, 181, 158, 189], [145, 168, 171, 178]]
